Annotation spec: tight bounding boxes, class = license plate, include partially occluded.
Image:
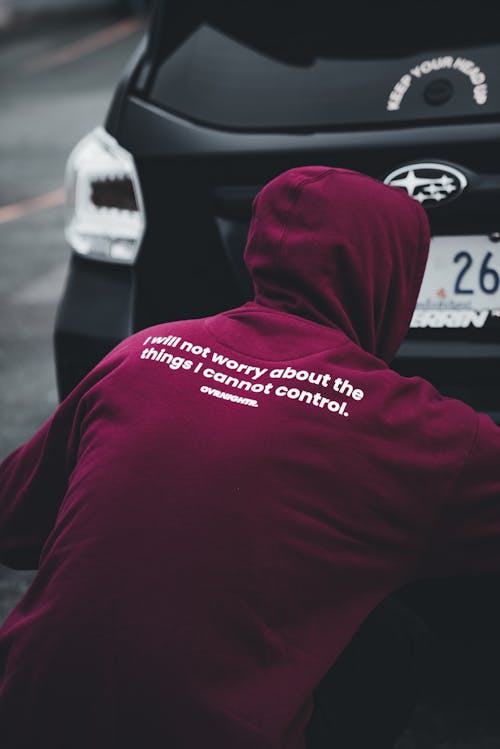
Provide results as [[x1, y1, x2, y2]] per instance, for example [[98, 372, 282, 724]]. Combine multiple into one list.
[[410, 235, 500, 328]]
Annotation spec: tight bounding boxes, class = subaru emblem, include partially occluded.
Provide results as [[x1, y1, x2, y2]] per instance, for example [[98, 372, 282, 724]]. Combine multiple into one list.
[[383, 162, 468, 205]]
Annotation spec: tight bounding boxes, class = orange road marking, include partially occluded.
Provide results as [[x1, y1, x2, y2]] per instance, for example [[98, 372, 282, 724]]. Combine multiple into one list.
[[21, 18, 144, 75], [0, 188, 65, 225]]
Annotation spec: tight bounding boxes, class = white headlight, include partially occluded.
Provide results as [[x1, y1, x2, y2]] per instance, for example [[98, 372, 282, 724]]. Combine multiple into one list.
[[64, 127, 145, 264]]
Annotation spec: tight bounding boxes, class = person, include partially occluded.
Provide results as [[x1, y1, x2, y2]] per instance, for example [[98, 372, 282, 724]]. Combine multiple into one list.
[[0, 166, 499, 749]]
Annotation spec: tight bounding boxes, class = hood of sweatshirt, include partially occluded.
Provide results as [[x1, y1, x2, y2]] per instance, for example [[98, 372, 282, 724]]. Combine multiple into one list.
[[244, 166, 430, 363]]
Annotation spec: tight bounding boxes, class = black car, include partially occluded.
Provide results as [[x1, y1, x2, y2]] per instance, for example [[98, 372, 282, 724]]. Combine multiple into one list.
[[55, 0, 500, 716], [56, 0, 500, 420]]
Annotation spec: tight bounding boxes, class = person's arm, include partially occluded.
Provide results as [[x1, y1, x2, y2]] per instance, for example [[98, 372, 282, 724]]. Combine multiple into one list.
[[420, 412, 500, 578], [0, 397, 83, 570], [0, 353, 125, 570]]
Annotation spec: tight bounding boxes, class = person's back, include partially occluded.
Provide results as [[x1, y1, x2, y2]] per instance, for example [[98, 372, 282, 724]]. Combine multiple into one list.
[[1, 167, 499, 749]]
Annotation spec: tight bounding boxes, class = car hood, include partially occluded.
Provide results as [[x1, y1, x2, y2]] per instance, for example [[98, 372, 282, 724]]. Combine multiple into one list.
[[244, 166, 430, 364]]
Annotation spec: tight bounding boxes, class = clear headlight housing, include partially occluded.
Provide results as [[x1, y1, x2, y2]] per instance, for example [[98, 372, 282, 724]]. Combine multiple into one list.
[[64, 127, 145, 264]]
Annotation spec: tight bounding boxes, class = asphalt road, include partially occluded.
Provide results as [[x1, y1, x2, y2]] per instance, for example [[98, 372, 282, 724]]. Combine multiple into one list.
[[0, 10, 146, 624]]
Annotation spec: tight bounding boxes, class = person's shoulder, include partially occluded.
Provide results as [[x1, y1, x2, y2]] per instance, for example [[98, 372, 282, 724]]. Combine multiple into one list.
[[103, 319, 209, 359], [69, 320, 208, 402], [375, 366, 479, 443]]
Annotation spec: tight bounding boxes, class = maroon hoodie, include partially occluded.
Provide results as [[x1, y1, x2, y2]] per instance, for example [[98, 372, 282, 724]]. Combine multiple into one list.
[[1, 166, 500, 749]]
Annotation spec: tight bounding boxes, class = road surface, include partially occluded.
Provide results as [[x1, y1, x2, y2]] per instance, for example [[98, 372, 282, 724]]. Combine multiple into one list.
[[0, 9, 145, 623]]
